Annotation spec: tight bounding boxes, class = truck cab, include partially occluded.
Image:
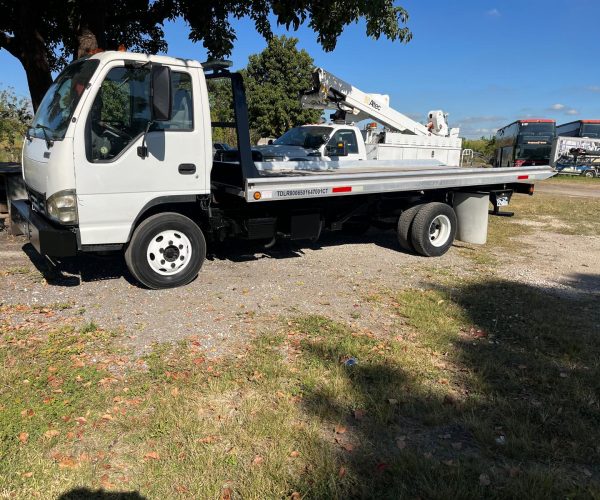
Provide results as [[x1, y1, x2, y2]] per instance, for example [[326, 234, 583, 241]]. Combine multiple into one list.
[[20, 52, 212, 251], [253, 124, 367, 162]]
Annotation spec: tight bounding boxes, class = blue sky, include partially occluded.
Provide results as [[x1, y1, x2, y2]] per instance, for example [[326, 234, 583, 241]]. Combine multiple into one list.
[[1, 0, 599, 138]]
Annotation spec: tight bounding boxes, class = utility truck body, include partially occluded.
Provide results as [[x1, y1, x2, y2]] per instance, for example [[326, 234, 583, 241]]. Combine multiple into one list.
[[12, 51, 554, 289]]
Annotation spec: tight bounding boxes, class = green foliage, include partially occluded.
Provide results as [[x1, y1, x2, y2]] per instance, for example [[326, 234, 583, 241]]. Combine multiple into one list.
[[463, 136, 496, 161], [244, 36, 322, 138], [179, 0, 412, 59], [0, 87, 31, 161], [207, 78, 238, 146]]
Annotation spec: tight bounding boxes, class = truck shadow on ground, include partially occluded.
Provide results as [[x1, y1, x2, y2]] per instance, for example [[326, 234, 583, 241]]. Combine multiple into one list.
[[208, 228, 403, 263], [21, 229, 406, 287], [296, 278, 599, 497], [22, 243, 134, 287]]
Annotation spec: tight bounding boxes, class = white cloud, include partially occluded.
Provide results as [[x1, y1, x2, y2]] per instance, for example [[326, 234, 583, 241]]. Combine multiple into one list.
[[566, 109, 578, 115], [486, 8, 500, 16], [550, 103, 565, 110]]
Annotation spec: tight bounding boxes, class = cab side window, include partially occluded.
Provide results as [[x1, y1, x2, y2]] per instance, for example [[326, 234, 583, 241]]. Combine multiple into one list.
[[89, 66, 151, 162], [328, 129, 359, 154], [154, 72, 193, 131], [89, 68, 193, 162]]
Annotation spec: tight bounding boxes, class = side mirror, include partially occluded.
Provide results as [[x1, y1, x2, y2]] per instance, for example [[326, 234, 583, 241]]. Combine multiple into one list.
[[151, 65, 172, 122], [268, 139, 274, 145], [326, 140, 348, 157]]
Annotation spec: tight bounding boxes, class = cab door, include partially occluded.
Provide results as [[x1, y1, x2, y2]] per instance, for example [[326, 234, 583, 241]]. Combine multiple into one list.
[[325, 129, 363, 161], [73, 62, 209, 246]]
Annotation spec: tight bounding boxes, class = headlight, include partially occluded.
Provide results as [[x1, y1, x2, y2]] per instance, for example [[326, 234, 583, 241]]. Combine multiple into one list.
[[46, 189, 78, 225]]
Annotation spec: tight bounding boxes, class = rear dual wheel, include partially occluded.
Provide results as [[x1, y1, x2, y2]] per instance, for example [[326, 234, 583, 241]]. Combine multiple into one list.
[[125, 212, 206, 289], [397, 202, 457, 257]]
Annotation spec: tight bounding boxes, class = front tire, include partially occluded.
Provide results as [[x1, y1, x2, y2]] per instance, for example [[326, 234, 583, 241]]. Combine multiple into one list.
[[410, 203, 457, 257], [125, 212, 206, 289]]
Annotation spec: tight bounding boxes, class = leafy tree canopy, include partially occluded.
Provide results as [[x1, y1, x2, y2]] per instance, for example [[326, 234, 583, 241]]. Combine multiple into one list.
[[0, 0, 411, 110], [244, 36, 322, 138], [0, 87, 32, 161]]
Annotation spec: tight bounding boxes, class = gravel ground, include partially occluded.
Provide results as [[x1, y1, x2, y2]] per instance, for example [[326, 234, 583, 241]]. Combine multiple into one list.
[[1, 187, 598, 354]]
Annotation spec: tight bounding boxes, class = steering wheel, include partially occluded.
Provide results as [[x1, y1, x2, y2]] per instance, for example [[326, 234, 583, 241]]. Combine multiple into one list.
[[98, 121, 132, 140]]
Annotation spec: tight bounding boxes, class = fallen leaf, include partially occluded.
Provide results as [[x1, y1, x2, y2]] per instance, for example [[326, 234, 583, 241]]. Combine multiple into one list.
[[387, 398, 398, 405], [18, 432, 29, 443], [144, 451, 160, 460], [290, 450, 300, 458], [334, 425, 347, 434], [58, 456, 76, 468], [171, 387, 180, 397], [252, 455, 264, 465], [338, 466, 347, 478], [20, 408, 34, 418], [290, 492, 301, 500], [396, 439, 407, 450], [101, 414, 114, 421], [175, 485, 189, 493], [442, 459, 455, 466], [559, 372, 568, 378], [451, 442, 463, 450], [479, 473, 491, 486], [341, 443, 354, 452], [197, 436, 219, 444], [22, 472, 33, 478], [221, 487, 233, 500], [583, 468, 592, 477], [74, 416, 87, 425], [44, 429, 60, 439]]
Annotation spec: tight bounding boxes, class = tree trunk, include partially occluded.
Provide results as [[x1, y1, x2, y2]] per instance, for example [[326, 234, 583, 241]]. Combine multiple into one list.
[[0, 27, 52, 111], [75, 0, 107, 59]]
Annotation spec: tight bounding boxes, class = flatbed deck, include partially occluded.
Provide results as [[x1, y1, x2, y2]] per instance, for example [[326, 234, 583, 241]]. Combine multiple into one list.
[[233, 162, 555, 202]]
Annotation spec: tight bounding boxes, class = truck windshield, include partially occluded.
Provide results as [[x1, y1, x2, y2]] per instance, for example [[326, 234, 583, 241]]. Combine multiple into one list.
[[517, 122, 555, 143], [582, 124, 600, 138], [273, 126, 332, 148], [31, 59, 99, 141]]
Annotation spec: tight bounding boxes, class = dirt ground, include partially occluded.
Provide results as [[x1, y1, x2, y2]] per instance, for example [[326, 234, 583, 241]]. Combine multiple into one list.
[[1, 182, 598, 355]]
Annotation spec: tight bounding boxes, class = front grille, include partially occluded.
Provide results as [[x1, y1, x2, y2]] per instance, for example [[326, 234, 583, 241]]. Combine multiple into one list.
[[28, 188, 46, 216]]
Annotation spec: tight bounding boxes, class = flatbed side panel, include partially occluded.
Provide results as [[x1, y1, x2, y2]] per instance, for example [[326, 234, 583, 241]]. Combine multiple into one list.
[[243, 166, 555, 202]]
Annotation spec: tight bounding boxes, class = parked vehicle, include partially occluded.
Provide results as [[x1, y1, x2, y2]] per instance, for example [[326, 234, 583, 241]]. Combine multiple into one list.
[[254, 67, 462, 166], [550, 136, 600, 177], [556, 120, 600, 138], [493, 119, 556, 168], [12, 51, 554, 289]]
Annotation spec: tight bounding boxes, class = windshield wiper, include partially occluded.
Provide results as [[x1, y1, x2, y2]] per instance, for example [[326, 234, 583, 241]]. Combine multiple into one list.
[[35, 124, 54, 149]]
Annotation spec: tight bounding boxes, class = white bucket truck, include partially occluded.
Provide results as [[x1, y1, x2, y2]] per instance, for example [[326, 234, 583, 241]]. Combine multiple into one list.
[[12, 51, 553, 289], [255, 68, 462, 165]]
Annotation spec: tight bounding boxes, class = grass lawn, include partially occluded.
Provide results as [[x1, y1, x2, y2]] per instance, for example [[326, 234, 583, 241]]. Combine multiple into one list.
[[1, 193, 599, 499]]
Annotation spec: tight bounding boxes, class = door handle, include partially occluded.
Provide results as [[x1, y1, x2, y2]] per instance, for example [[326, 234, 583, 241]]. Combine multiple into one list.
[[178, 163, 196, 175]]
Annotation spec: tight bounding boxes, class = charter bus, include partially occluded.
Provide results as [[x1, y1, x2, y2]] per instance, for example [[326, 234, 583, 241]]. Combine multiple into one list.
[[556, 120, 600, 138], [493, 119, 556, 167]]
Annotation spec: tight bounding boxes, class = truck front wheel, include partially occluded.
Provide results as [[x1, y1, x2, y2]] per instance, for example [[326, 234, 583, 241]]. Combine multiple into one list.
[[125, 212, 206, 289], [410, 203, 457, 257]]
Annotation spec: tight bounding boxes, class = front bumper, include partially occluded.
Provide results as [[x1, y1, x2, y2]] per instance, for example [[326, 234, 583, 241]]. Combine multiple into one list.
[[10, 199, 77, 257]]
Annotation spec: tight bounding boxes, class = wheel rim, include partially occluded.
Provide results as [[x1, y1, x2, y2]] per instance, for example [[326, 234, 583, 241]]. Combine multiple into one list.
[[428, 215, 452, 247], [146, 230, 193, 276]]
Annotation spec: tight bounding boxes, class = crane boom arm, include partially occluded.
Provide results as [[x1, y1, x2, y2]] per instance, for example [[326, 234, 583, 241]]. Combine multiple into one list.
[[301, 68, 433, 136]]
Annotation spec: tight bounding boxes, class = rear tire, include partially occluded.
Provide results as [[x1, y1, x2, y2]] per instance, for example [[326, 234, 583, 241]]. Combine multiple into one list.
[[397, 204, 425, 252], [582, 170, 596, 178], [410, 203, 457, 257], [125, 212, 206, 289]]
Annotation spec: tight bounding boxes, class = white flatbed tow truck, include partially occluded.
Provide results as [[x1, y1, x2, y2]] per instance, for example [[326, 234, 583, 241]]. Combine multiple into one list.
[[12, 51, 554, 289]]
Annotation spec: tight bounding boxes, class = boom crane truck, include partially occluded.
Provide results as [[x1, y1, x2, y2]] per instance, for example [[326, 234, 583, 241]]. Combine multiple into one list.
[[11, 51, 554, 289], [255, 67, 462, 165]]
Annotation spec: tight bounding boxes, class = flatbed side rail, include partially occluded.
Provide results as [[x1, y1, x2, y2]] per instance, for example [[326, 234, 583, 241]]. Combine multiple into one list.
[[241, 165, 555, 202]]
